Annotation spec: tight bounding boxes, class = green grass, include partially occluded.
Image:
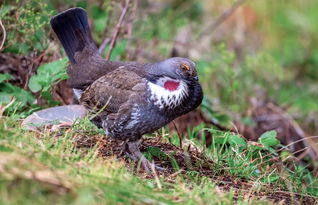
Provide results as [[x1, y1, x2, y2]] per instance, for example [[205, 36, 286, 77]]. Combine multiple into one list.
[[0, 117, 236, 205], [0, 116, 317, 204]]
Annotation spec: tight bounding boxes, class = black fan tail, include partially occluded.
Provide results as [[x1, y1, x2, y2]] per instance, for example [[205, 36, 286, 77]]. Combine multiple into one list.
[[50, 8, 97, 63]]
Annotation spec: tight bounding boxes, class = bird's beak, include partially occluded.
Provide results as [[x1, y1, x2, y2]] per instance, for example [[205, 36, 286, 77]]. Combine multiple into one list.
[[193, 76, 199, 81]]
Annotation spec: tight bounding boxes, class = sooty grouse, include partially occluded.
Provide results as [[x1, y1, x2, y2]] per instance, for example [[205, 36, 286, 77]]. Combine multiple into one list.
[[50, 7, 203, 171]]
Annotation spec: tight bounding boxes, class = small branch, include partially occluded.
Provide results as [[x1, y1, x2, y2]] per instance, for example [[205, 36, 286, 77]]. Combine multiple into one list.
[[105, 0, 131, 60], [98, 37, 111, 54], [197, 0, 246, 40], [0, 20, 6, 51], [172, 120, 183, 149], [126, 0, 138, 60]]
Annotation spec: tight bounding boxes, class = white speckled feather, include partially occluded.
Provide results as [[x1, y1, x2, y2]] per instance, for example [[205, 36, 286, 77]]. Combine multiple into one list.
[[126, 105, 141, 129]]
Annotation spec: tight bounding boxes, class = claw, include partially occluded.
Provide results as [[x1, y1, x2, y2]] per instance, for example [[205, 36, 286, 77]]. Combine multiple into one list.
[[125, 140, 165, 172]]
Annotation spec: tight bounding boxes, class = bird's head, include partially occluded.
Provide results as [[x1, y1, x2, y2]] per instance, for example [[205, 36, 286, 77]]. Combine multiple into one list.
[[147, 57, 199, 91], [156, 57, 198, 82]]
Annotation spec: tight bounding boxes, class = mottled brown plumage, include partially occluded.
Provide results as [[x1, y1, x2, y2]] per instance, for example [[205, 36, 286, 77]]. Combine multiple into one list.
[[81, 67, 144, 112]]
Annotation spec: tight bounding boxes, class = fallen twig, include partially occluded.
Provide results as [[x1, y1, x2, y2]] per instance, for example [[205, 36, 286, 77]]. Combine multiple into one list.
[[197, 0, 246, 40], [0, 20, 6, 51], [106, 0, 131, 60], [267, 103, 318, 159]]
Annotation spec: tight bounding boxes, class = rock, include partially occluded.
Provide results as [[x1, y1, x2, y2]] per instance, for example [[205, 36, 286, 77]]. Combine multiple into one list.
[[22, 105, 87, 130]]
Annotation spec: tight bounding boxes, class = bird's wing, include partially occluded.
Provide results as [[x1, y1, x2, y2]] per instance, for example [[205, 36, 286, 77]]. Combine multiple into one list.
[[79, 66, 147, 114]]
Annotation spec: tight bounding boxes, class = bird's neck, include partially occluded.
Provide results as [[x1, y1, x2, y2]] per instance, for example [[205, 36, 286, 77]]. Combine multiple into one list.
[[147, 76, 188, 110]]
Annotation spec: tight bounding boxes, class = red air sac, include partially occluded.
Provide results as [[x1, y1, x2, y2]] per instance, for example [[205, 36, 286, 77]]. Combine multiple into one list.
[[164, 81, 180, 91]]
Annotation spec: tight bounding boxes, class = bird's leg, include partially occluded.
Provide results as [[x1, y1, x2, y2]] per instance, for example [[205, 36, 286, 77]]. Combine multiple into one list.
[[126, 140, 150, 172], [125, 140, 164, 172], [119, 139, 130, 157]]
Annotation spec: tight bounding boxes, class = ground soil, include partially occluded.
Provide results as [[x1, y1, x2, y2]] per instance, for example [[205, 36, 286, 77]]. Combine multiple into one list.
[[73, 135, 317, 204]]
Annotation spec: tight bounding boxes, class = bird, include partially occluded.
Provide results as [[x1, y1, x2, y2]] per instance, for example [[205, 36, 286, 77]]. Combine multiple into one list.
[[50, 7, 203, 171]]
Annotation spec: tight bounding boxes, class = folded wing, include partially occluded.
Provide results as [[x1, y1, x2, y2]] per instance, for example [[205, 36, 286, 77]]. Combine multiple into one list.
[[80, 67, 147, 115]]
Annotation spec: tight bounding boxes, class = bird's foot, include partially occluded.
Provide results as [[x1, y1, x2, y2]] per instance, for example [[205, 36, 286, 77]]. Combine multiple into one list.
[[124, 140, 165, 172]]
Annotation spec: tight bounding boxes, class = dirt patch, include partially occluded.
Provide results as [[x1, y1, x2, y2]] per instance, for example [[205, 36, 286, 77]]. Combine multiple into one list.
[[74, 135, 317, 204]]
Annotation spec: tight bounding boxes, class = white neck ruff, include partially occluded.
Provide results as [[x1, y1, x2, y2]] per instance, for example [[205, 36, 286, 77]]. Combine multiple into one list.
[[148, 77, 188, 110]]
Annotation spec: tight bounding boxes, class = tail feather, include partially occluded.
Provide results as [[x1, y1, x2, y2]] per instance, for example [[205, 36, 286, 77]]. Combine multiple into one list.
[[50, 8, 96, 63]]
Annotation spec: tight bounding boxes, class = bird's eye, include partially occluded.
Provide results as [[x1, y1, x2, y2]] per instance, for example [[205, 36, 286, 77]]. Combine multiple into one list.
[[180, 63, 190, 71]]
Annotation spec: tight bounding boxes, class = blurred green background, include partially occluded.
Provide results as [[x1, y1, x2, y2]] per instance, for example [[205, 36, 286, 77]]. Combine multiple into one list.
[[1, 0, 317, 136]]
